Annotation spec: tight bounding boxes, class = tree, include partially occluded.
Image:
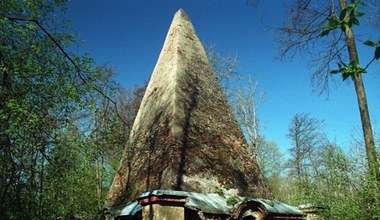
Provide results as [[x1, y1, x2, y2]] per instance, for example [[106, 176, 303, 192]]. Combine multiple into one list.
[[255, 139, 286, 199], [88, 84, 145, 211], [286, 113, 326, 182], [205, 44, 240, 96], [283, 114, 380, 218], [231, 77, 264, 149], [206, 45, 265, 153], [307, 143, 375, 219], [0, 1, 125, 219], [285, 113, 330, 205], [277, 0, 380, 210]]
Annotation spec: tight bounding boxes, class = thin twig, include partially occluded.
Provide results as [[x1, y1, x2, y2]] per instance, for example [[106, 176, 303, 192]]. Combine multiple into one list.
[[1, 13, 130, 128]]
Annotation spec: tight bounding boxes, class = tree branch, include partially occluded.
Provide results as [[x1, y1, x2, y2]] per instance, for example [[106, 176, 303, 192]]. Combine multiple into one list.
[[1, 13, 130, 128]]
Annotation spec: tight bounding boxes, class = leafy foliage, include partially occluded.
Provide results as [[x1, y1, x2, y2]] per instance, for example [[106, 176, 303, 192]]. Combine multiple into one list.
[[319, 0, 379, 80], [0, 1, 144, 219], [364, 40, 380, 60], [321, 0, 365, 37], [214, 188, 224, 196], [330, 60, 366, 80], [226, 196, 239, 206], [274, 113, 380, 219]]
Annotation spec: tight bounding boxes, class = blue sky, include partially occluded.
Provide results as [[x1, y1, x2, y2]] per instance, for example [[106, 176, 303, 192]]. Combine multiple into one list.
[[64, 0, 380, 153]]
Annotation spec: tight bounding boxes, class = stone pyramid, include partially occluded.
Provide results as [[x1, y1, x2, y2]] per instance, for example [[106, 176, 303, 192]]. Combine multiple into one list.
[[105, 9, 267, 208]]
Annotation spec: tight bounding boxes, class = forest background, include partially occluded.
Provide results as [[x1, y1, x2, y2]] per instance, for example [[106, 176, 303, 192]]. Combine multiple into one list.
[[1, 0, 379, 219]]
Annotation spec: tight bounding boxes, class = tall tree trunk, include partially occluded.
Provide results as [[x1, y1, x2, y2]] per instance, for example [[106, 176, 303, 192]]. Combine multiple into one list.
[[339, 0, 380, 211], [295, 133, 302, 181]]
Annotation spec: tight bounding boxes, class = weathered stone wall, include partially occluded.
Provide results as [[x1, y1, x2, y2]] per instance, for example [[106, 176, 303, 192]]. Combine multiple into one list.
[[142, 204, 184, 220]]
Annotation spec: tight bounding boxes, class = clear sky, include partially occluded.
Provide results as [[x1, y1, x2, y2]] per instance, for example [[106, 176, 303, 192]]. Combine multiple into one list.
[[63, 0, 380, 153]]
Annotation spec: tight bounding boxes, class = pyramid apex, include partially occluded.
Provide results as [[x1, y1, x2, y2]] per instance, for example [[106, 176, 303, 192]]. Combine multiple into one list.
[[174, 8, 189, 20]]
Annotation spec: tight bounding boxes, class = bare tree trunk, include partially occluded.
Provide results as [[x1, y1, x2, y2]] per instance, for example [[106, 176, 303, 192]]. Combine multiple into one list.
[[295, 131, 302, 180], [339, 0, 380, 210]]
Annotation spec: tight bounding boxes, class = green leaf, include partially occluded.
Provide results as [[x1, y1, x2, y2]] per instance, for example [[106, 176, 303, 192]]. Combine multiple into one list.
[[347, 20, 353, 28], [340, 22, 349, 32], [352, 17, 360, 25], [364, 40, 375, 47], [226, 196, 239, 206], [331, 61, 366, 81], [342, 72, 351, 80], [321, 29, 330, 37], [354, 11, 365, 17], [357, 1, 364, 7], [340, 8, 347, 21], [375, 47, 380, 60], [328, 16, 340, 27]]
